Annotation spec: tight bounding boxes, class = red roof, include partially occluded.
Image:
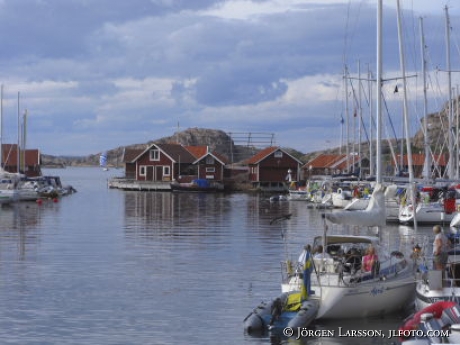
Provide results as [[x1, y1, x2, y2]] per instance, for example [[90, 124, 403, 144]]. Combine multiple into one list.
[[393, 154, 447, 166], [304, 153, 361, 170], [185, 146, 208, 159], [305, 154, 347, 168], [246, 147, 279, 164]]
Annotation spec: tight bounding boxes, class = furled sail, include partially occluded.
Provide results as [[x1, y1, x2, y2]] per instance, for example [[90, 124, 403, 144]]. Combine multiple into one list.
[[325, 183, 386, 227]]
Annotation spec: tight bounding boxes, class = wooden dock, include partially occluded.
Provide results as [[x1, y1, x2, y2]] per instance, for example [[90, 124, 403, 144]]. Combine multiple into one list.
[[108, 178, 171, 191]]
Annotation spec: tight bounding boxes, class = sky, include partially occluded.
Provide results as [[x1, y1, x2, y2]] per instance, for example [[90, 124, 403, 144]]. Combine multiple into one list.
[[0, 0, 459, 156]]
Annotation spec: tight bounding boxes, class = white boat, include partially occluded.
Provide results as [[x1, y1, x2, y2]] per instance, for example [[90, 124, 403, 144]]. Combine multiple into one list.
[[413, 240, 460, 311], [281, 232, 415, 319], [399, 201, 456, 224], [280, 183, 415, 320], [331, 187, 352, 208], [288, 189, 309, 201], [451, 212, 460, 228], [0, 189, 17, 203], [343, 195, 371, 210]]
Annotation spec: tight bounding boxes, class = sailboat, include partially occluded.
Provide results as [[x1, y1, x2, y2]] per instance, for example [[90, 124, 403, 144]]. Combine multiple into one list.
[[279, 0, 416, 320], [100, 152, 109, 171]]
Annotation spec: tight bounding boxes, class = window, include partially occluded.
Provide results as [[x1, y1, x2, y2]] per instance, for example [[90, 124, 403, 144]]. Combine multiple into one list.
[[139, 166, 146, 176], [150, 149, 160, 161], [206, 156, 214, 164], [206, 167, 215, 173], [163, 166, 170, 176], [274, 151, 283, 158]]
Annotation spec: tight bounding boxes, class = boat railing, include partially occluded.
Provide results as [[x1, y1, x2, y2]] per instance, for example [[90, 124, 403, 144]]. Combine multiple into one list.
[[281, 251, 412, 292], [417, 257, 460, 289]]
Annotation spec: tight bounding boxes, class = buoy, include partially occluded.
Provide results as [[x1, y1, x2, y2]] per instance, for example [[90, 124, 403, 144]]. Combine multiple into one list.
[[36, 199, 43, 205], [53, 198, 59, 203]]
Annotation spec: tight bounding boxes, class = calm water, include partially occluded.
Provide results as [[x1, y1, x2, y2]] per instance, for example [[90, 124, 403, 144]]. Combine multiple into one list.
[[0, 167, 434, 345]]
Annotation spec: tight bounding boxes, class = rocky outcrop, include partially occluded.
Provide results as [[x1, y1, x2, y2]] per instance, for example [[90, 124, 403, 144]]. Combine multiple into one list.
[[41, 128, 294, 167]]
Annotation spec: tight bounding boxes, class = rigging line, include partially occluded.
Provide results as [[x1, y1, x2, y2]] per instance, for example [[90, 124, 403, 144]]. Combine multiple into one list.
[[382, 91, 399, 144], [347, 76, 371, 146], [341, 0, 364, 66]]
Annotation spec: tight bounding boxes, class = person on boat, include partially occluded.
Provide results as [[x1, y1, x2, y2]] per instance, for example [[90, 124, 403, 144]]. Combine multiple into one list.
[[343, 247, 361, 273], [313, 245, 331, 259], [362, 246, 378, 273], [269, 297, 283, 327], [432, 225, 451, 271]]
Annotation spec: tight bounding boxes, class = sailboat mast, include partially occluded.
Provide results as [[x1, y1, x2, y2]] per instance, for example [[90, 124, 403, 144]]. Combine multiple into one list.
[[17, 91, 20, 174], [396, 0, 417, 230], [0, 85, 3, 169], [368, 66, 374, 177], [445, 6, 455, 179], [375, 0, 383, 183], [345, 65, 350, 172], [419, 17, 432, 181]]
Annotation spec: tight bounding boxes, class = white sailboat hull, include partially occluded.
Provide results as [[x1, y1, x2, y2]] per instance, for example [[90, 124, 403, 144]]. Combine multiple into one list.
[[282, 271, 414, 319], [399, 202, 455, 224]]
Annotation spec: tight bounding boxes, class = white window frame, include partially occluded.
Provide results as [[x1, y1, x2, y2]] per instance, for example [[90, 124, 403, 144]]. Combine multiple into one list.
[[139, 166, 146, 176], [274, 151, 283, 158], [163, 166, 171, 176], [150, 149, 160, 161], [206, 167, 215, 173], [206, 156, 214, 164]]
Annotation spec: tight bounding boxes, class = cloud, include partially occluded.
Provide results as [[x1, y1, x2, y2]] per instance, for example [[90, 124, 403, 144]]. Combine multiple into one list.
[[0, 0, 455, 156]]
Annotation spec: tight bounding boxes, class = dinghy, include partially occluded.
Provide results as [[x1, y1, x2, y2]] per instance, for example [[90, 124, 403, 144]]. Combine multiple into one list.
[[243, 291, 318, 334]]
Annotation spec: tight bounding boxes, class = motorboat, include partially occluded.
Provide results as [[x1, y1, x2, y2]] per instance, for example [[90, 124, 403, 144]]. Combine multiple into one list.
[[280, 184, 416, 320], [399, 301, 460, 344], [413, 239, 460, 311], [243, 291, 318, 334]]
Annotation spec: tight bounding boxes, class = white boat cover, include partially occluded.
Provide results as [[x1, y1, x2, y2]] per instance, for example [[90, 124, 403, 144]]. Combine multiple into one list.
[[325, 183, 386, 227]]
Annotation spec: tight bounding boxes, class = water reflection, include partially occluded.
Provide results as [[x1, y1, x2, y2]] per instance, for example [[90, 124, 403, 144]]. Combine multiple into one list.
[[0, 168, 430, 345], [0, 200, 59, 260]]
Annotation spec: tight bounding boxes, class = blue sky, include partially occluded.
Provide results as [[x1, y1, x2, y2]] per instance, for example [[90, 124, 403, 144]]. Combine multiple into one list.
[[0, 0, 459, 156]]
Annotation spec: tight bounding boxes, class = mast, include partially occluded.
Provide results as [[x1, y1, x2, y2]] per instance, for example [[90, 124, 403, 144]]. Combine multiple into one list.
[[17, 92, 20, 174], [396, 0, 417, 230], [345, 65, 350, 172], [420, 17, 432, 181], [445, 6, 455, 179], [376, 0, 382, 183], [358, 60, 362, 179], [368, 66, 374, 177], [0, 85, 3, 169]]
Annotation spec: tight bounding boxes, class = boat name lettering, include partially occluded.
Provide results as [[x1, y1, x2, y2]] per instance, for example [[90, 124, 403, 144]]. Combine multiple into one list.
[[370, 286, 384, 296]]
